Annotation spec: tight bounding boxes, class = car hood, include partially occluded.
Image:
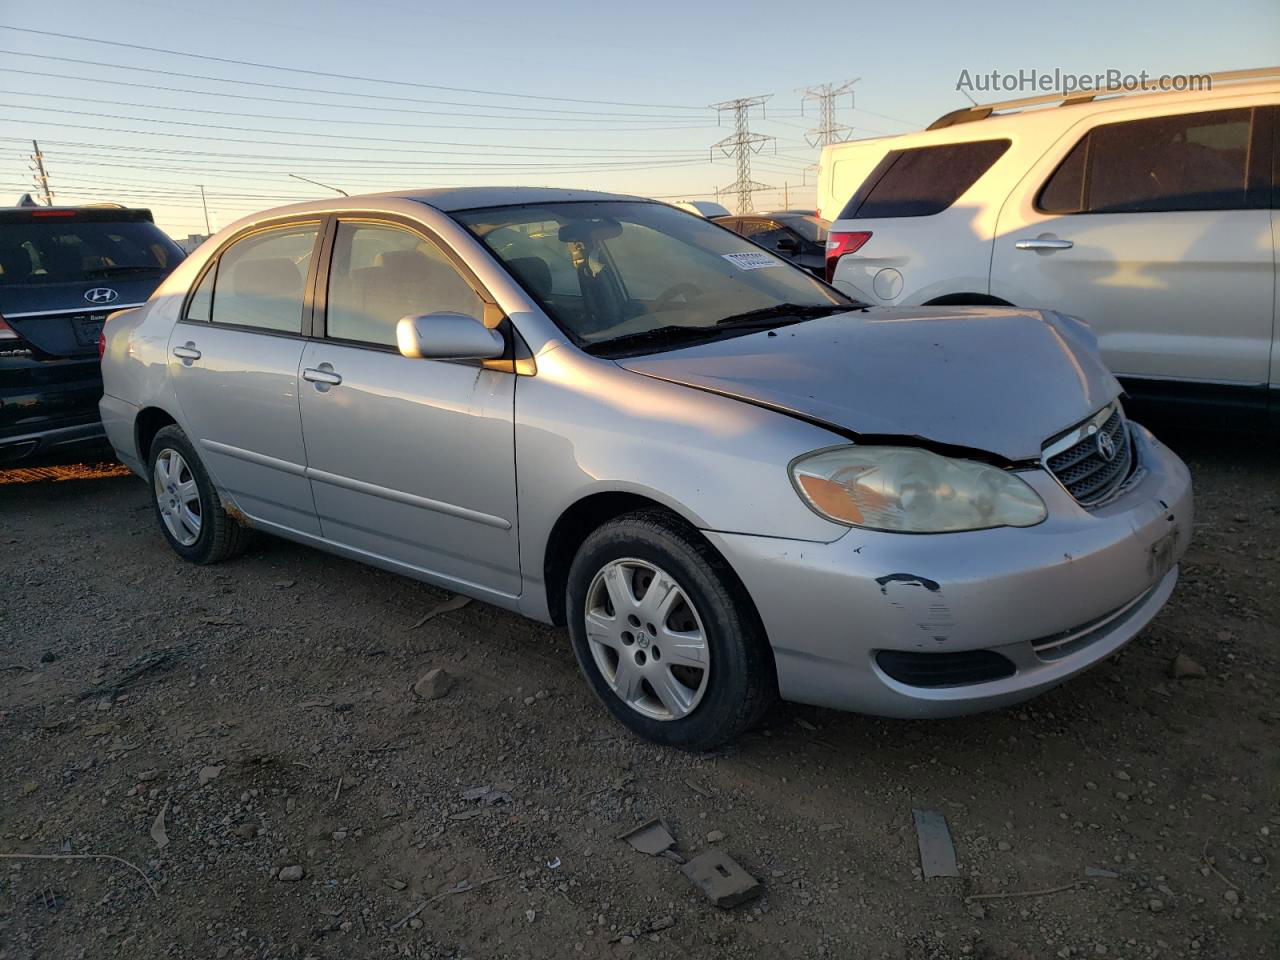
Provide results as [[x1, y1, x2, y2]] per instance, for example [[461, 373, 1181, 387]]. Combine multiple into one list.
[[616, 307, 1121, 462]]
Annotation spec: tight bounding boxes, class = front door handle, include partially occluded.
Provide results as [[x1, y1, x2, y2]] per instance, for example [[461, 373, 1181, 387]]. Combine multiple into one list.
[[1014, 236, 1074, 251], [173, 343, 201, 364], [302, 364, 342, 388]]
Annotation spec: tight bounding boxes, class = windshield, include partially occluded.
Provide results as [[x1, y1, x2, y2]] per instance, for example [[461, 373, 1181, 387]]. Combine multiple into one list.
[[0, 220, 183, 287], [453, 201, 853, 353]]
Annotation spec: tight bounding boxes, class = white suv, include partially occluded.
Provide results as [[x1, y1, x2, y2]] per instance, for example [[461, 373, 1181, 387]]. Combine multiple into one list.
[[817, 69, 1279, 427]]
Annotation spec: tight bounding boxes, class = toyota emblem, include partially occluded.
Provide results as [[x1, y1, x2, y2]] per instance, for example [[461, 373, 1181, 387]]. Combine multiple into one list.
[[84, 287, 120, 305], [1096, 430, 1117, 462]]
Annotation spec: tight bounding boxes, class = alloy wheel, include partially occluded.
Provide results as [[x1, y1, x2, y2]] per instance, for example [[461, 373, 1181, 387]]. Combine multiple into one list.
[[584, 557, 710, 721], [153, 448, 202, 547]]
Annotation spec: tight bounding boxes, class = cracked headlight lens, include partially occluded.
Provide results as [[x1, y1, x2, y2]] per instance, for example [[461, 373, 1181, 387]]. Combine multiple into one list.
[[790, 445, 1046, 533]]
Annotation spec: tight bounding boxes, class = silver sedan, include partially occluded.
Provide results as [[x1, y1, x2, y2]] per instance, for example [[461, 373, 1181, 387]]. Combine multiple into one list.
[[99, 188, 1193, 749]]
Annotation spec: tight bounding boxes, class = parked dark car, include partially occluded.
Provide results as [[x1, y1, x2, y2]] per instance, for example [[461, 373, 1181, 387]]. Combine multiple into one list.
[[717, 212, 829, 276], [0, 204, 184, 462]]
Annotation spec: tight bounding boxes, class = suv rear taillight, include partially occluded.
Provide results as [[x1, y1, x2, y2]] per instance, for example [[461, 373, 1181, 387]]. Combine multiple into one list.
[[98, 328, 107, 357], [0, 315, 18, 340], [824, 231, 872, 282]]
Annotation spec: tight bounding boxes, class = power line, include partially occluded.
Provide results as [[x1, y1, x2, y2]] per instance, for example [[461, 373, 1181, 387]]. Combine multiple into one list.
[[709, 96, 774, 215], [0, 71, 714, 131], [0, 101, 712, 155], [0, 25, 706, 112], [0, 50, 701, 120]]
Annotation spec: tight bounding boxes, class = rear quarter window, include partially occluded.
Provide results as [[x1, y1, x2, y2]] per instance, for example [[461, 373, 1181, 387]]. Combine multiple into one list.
[[838, 139, 1011, 219]]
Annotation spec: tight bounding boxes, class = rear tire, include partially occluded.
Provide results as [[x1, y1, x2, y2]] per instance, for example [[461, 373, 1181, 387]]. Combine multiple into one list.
[[566, 511, 776, 750], [148, 424, 250, 565]]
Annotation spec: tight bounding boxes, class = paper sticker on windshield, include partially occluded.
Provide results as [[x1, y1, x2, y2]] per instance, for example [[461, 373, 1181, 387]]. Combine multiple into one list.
[[722, 252, 781, 270]]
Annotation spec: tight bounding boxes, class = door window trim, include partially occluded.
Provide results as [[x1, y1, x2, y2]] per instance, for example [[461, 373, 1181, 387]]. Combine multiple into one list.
[[313, 213, 530, 373], [1033, 106, 1273, 216], [177, 216, 325, 341]]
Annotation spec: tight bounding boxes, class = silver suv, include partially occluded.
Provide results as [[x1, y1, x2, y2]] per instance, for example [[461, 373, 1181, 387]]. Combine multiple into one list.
[[99, 188, 1193, 749]]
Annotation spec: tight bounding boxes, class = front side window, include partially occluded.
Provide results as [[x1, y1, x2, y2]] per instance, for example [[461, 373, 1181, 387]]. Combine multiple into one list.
[[454, 201, 851, 355], [738, 219, 789, 249], [198, 223, 319, 333], [325, 222, 482, 347], [839, 139, 1011, 219], [1038, 108, 1255, 214]]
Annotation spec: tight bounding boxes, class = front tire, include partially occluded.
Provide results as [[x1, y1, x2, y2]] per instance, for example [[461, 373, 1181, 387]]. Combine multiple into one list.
[[566, 511, 776, 750], [148, 424, 250, 565]]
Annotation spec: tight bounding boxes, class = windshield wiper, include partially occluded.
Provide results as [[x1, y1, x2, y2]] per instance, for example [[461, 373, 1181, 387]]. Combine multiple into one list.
[[85, 265, 164, 277], [715, 302, 854, 326], [583, 324, 724, 356]]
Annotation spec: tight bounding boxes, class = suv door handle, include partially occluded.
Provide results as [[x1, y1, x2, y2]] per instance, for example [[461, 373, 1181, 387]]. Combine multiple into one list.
[[173, 343, 201, 363], [302, 365, 342, 387], [1015, 237, 1074, 251]]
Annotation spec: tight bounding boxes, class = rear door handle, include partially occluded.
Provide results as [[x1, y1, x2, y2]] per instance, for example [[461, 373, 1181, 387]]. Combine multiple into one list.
[[173, 343, 201, 363], [1014, 237, 1074, 251], [302, 366, 342, 387]]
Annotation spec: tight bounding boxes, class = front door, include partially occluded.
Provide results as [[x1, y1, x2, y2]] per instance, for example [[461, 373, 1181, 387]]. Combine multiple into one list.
[[992, 105, 1275, 386], [297, 219, 520, 599], [167, 220, 322, 535]]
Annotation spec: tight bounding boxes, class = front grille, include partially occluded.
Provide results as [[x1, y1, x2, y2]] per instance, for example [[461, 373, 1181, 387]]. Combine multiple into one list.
[[1044, 404, 1133, 506]]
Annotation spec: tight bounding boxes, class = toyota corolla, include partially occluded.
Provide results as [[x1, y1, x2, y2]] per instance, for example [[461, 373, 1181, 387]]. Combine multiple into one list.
[[98, 188, 1192, 749]]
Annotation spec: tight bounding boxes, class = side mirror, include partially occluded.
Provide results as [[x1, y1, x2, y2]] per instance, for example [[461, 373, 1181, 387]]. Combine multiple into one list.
[[396, 312, 505, 361], [775, 236, 800, 254]]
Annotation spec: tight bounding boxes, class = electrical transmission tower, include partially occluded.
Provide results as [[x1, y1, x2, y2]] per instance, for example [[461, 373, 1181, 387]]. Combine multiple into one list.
[[709, 95, 774, 214], [29, 140, 54, 206], [799, 79, 860, 147]]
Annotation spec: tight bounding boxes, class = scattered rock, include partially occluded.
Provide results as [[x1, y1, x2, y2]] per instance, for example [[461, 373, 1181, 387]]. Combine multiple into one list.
[[383, 878, 407, 891], [1148, 898, 1164, 913], [966, 901, 987, 920], [198, 765, 223, 786], [525, 909, 536, 922], [706, 830, 725, 843], [1224, 889, 1240, 904], [137, 769, 159, 782], [413, 667, 453, 701], [20, 781, 38, 796], [278, 865, 304, 882], [273, 579, 296, 589], [39, 651, 57, 664], [1086, 866, 1120, 879], [1171, 654, 1206, 679], [1115, 770, 1132, 782]]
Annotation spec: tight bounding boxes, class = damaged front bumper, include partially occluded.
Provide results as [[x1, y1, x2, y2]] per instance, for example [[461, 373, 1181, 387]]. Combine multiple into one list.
[[705, 424, 1193, 718]]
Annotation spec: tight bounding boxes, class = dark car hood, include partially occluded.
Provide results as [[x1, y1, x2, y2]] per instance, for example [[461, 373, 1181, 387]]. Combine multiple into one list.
[[616, 307, 1121, 462]]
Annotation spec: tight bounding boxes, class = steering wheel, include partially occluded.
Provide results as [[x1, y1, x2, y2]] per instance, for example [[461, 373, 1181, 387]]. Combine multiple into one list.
[[653, 282, 704, 312]]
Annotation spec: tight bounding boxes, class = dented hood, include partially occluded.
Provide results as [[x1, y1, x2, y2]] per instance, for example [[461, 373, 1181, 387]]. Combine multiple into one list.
[[617, 307, 1120, 462]]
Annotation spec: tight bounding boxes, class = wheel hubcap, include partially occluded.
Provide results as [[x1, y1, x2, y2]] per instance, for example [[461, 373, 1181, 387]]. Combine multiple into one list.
[[153, 448, 202, 546], [584, 558, 710, 722]]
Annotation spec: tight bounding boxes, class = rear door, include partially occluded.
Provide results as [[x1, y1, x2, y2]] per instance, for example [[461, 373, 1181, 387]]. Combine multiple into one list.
[[167, 220, 322, 535], [297, 217, 520, 599], [991, 104, 1276, 386]]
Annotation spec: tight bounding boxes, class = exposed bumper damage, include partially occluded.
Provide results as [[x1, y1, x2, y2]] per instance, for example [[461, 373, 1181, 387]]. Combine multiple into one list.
[[705, 424, 1193, 718]]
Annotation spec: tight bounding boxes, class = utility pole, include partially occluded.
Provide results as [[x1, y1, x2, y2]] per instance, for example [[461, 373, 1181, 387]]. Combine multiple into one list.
[[799, 79, 860, 147], [198, 185, 211, 235], [29, 140, 53, 205], [709, 95, 774, 215]]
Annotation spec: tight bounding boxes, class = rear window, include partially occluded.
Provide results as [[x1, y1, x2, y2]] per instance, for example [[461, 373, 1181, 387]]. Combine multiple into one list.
[[0, 219, 183, 287], [838, 139, 1011, 220]]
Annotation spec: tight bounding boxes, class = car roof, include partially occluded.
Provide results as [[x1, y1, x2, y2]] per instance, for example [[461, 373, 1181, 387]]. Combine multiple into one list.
[[366, 186, 649, 212]]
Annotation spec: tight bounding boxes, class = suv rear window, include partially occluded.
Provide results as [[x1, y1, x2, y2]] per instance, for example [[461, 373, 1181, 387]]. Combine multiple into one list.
[[838, 139, 1011, 220], [1038, 108, 1257, 214], [0, 217, 182, 287]]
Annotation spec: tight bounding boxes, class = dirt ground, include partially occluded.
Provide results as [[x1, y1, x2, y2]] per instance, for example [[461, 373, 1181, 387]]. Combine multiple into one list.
[[1, 426, 1276, 960]]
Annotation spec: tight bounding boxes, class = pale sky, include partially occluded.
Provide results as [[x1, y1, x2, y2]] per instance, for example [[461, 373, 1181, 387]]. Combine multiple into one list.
[[1, 0, 1277, 238]]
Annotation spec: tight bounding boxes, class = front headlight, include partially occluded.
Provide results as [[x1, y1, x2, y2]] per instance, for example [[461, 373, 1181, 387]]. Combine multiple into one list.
[[790, 445, 1046, 533]]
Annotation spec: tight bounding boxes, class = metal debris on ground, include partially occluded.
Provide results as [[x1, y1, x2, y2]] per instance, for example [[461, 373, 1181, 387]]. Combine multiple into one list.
[[150, 800, 170, 850], [410, 594, 471, 629], [912, 808, 960, 878], [618, 818, 678, 857], [680, 850, 762, 908]]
